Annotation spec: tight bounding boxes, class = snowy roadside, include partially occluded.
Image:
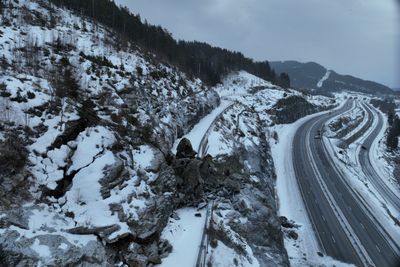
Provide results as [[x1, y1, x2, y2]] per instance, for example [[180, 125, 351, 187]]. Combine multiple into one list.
[[158, 208, 207, 267]]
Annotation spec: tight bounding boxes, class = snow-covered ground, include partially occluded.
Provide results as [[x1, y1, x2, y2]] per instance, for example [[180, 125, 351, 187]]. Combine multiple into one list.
[[158, 208, 207, 267]]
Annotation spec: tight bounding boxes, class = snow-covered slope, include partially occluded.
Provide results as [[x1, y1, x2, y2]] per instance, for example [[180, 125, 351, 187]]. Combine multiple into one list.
[[317, 70, 331, 88], [0, 1, 219, 265]]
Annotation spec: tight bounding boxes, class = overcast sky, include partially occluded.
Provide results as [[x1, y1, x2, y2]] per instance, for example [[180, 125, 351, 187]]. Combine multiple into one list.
[[115, 0, 400, 88]]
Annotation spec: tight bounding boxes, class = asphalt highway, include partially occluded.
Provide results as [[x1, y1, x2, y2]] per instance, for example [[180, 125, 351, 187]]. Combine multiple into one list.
[[359, 104, 400, 211], [293, 100, 400, 266]]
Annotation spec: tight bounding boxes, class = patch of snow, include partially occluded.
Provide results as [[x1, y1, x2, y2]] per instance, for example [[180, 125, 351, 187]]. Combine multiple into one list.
[[208, 241, 259, 267], [317, 70, 331, 88], [158, 208, 206, 267], [68, 126, 116, 173], [132, 145, 154, 170], [31, 238, 52, 259], [26, 206, 97, 247], [58, 243, 69, 250], [206, 130, 233, 157], [215, 71, 275, 98]]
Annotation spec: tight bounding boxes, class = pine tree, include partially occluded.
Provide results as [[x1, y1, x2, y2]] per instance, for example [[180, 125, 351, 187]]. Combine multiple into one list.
[[278, 72, 290, 89], [388, 111, 394, 125], [387, 116, 400, 151], [387, 129, 398, 151]]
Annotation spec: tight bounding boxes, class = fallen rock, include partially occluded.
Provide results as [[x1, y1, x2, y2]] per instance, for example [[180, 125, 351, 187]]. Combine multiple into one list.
[[176, 138, 196, 159], [66, 224, 122, 243], [287, 230, 298, 240]]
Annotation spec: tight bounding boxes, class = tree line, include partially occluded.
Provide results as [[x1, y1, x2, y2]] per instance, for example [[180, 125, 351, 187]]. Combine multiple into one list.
[[48, 0, 289, 86], [387, 110, 400, 151], [371, 99, 399, 151]]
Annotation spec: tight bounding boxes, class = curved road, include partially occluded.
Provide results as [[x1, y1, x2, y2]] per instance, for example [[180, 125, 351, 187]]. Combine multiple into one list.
[[342, 102, 373, 147], [293, 100, 400, 266], [359, 104, 400, 211]]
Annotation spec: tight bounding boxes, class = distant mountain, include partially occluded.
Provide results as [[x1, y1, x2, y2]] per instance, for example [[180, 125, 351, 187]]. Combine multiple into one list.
[[271, 60, 394, 95]]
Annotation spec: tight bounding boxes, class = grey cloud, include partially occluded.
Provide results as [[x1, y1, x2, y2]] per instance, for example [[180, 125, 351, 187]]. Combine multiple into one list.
[[115, 0, 399, 88]]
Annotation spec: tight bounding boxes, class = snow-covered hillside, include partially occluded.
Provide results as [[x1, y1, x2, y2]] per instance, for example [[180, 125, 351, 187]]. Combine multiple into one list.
[[0, 1, 349, 267], [0, 0, 220, 265]]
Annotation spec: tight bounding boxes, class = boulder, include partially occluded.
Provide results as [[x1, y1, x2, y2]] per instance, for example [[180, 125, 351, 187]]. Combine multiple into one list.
[[123, 239, 172, 267], [0, 231, 108, 266], [176, 138, 196, 159], [172, 158, 204, 202]]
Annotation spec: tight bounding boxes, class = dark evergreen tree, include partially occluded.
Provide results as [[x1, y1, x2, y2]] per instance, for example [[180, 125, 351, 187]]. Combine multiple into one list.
[[388, 111, 394, 125], [54, 57, 80, 100], [392, 116, 400, 136], [387, 129, 398, 151], [78, 98, 99, 125], [278, 72, 290, 89], [386, 115, 400, 151]]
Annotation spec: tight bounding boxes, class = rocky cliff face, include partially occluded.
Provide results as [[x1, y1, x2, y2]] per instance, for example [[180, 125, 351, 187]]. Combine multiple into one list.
[[269, 95, 335, 124]]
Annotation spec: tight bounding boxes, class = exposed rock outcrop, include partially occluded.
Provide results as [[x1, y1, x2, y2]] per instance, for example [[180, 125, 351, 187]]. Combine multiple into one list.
[[270, 95, 333, 124]]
